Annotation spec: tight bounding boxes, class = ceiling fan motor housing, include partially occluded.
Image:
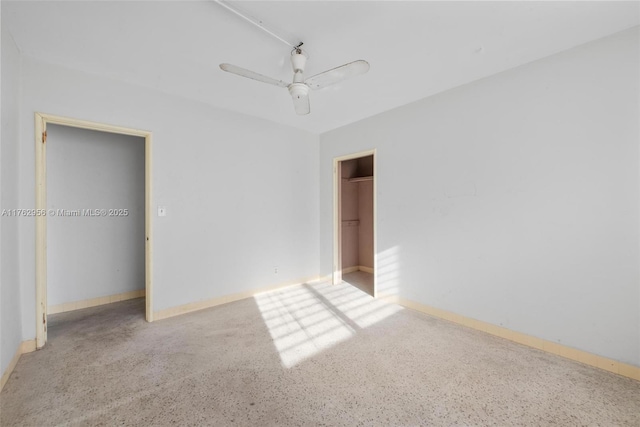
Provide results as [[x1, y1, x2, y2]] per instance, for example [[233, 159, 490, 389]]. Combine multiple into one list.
[[288, 82, 309, 99]]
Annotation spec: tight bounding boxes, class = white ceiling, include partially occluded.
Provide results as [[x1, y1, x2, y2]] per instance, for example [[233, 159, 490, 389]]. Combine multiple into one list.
[[4, 1, 639, 134]]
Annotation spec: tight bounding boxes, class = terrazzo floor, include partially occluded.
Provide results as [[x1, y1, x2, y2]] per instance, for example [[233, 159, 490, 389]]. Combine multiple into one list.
[[1, 281, 639, 426]]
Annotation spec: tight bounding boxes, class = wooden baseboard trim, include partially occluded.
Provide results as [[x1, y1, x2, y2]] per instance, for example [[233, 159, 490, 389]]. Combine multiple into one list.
[[154, 275, 324, 321], [1, 340, 37, 392], [342, 266, 374, 274], [318, 274, 333, 284], [393, 297, 640, 382], [48, 289, 145, 314]]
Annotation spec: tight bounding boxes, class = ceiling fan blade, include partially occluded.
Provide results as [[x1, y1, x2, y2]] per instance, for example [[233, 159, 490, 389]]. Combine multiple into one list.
[[291, 91, 310, 115], [219, 63, 289, 88], [305, 60, 370, 90]]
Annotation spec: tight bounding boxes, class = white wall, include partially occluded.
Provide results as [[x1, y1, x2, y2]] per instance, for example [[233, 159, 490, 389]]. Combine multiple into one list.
[[17, 56, 319, 338], [320, 27, 640, 366], [47, 125, 145, 306], [1, 22, 23, 376]]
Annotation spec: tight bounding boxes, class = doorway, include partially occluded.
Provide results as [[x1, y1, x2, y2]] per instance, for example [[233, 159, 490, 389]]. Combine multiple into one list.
[[333, 150, 376, 296], [35, 113, 153, 349]]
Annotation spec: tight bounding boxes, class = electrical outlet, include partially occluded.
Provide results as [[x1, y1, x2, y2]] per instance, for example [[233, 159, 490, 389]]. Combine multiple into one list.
[[274, 267, 278, 274]]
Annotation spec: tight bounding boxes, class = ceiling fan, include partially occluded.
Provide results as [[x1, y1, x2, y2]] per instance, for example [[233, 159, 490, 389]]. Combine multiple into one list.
[[220, 46, 370, 115]]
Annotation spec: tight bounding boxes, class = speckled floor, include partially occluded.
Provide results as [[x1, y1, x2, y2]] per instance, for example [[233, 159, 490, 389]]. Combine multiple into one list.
[[1, 281, 639, 426]]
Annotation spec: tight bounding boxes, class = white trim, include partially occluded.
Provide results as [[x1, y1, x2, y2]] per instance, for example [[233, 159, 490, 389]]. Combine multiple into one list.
[[359, 265, 374, 274], [154, 275, 325, 321], [35, 115, 46, 348], [394, 296, 640, 382], [332, 150, 377, 296], [333, 157, 342, 285], [341, 266, 360, 274], [145, 130, 153, 322], [48, 290, 145, 315], [35, 113, 154, 350], [341, 265, 374, 275]]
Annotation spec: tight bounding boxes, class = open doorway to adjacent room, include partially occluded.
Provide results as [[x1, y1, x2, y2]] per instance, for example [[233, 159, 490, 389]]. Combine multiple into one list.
[[333, 150, 376, 296], [35, 114, 153, 349]]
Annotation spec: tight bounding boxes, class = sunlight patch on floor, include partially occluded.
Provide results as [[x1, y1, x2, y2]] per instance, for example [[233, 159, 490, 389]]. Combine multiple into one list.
[[254, 281, 402, 368], [325, 281, 403, 329]]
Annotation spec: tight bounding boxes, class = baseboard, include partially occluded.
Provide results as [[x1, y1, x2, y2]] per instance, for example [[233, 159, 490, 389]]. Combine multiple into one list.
[[393, 297, 640, 382], [154, 275, 324, 321], [317, 274, 333, 283], [341, 265, 374, 274], [48, 289, 145, 314], [1, 340, 37, 392]]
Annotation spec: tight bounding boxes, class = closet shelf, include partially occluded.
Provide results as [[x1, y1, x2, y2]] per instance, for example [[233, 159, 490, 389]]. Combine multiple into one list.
[[346, 176, 373, 183]]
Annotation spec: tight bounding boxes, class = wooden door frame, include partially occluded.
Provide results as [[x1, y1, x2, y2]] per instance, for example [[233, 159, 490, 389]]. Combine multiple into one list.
[[35, 113, 154, 349], [332, 149, 377, 296]]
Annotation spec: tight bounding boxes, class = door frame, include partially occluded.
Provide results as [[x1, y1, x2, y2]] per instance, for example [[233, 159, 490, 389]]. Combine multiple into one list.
[[35, 113, 154, 349], [332, 149, 377, 296]]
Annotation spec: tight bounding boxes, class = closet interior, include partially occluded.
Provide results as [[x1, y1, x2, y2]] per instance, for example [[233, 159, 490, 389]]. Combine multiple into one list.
[[340, 155, 374, 296]]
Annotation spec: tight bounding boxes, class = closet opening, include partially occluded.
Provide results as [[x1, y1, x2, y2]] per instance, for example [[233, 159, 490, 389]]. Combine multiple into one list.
[[333, 151, 376, 296]]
